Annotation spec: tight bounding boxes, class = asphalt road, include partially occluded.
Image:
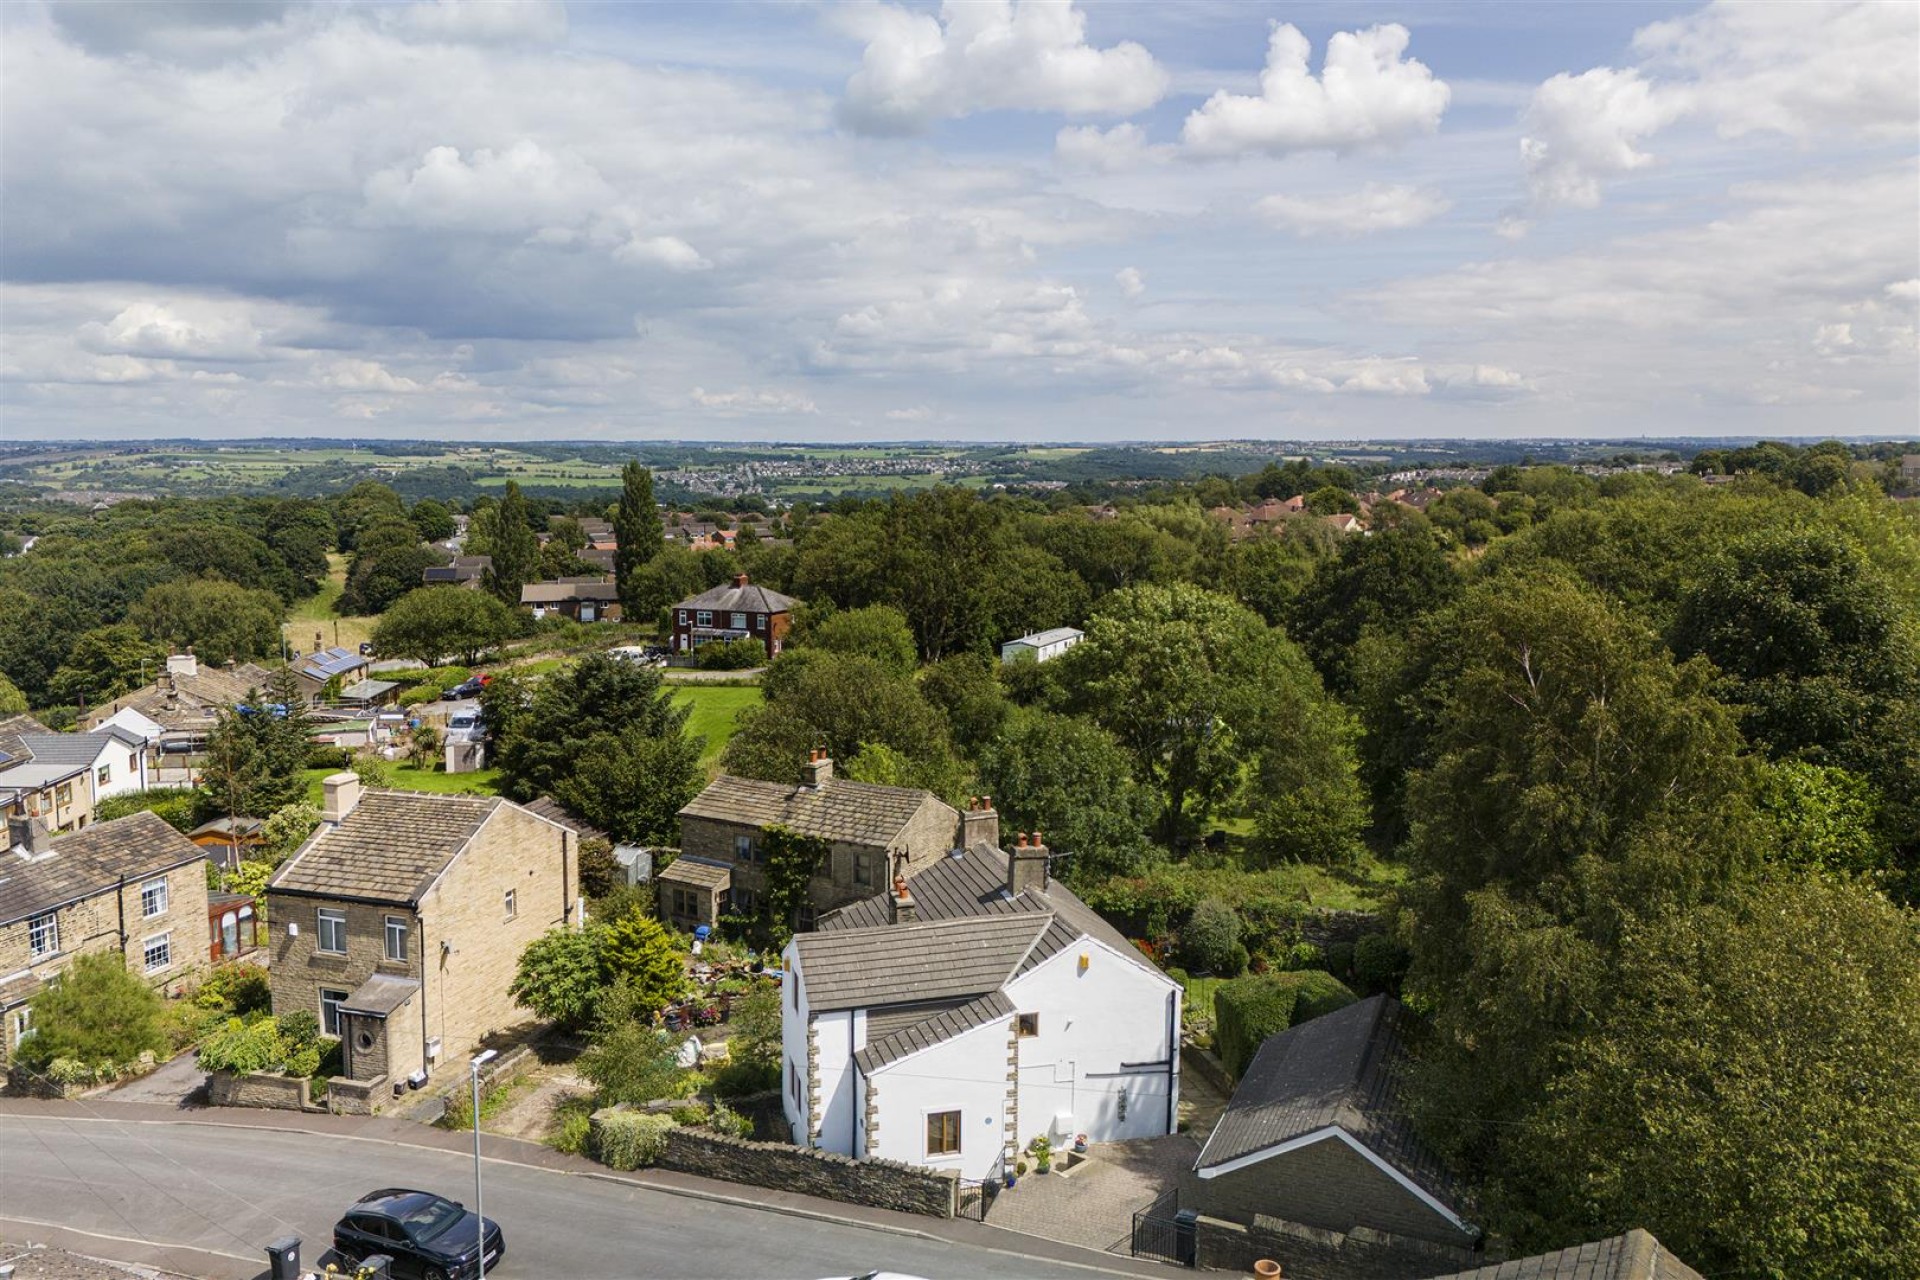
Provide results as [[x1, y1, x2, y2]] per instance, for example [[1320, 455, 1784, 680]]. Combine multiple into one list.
[[0, 1114, 1140, 1280]]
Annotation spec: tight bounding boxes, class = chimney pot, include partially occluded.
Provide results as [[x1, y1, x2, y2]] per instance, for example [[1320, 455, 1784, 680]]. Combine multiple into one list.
[[802, 751, 834, 788], [733, 573, 749, 588], [961, 794, 999, 851], [1007, 829, 1049, 896]]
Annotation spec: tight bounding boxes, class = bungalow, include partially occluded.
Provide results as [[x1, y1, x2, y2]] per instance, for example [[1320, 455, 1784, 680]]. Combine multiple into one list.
[[670, 574, 794, 657], [676, 752, 957, 929], [422, 555, 491, 588], [1182, 995, 1477, 1252], [295, 647, 371, 701], [999, 627, 1083, 664], [79, 653, 277, 752], [782, 802, 1182, 1182], [0, 812, 211, 1063], [521, 578, 621, 623]]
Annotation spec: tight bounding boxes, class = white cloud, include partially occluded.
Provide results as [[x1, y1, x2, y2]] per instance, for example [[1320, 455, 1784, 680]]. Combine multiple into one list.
[[1181, 24, 1450, 158], [1115, 267, 1145, 297], [1256, 184, 1451, 238], [386, 0, 568, 46], [1055, 123, 1172, 171], [1518, 68, 1690, 212], [839, 0, 1168, 134], [77, 300, 272, 361], [690, 387, 819, 414], [885, 405, 933, 421], [362, 142, 615, 235]]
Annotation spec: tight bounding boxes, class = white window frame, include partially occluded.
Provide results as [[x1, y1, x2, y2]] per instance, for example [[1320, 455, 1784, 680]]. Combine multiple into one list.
[[678, 610, 689, 625], [12, 1006, 34, 1047], [383, 914, 409, 963], [503, 889, 517, 919], [730, 612, 748, 630], [28, 912, 58, 959], [140, 877, 169, 919], [696, 610, 712, 627], [319, 987, 350, 1037], [316, 908, 347, 954], [97, 763, 112, 787], [733, 833, 754, 863], [142, 932, 173, 973]]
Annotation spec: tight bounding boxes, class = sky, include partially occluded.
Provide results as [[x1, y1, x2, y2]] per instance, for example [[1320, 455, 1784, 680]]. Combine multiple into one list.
[[1, 0, 1916, 444]]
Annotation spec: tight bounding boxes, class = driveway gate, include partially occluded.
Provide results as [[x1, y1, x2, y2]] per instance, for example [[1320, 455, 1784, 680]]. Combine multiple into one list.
[[1130, 1207, 1197, 1266]]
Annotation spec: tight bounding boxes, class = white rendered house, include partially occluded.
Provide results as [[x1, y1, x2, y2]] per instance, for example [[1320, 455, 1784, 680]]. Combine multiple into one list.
[[998, 627, 1083, 665], [780, 803, 1181, 1182]]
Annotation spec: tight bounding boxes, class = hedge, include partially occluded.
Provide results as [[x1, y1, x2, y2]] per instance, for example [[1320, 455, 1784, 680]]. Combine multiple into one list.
[[591, 1109, 677, 1170], [1213, 970, 1358, 1078]]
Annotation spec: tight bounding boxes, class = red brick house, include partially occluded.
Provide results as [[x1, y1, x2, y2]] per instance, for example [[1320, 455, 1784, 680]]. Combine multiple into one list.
[[671, 575, 795, 657]]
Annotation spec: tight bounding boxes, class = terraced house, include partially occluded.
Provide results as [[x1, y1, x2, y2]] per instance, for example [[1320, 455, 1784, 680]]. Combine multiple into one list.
[[265, 774, 581, 1097], [0, 812, 210, 1064]]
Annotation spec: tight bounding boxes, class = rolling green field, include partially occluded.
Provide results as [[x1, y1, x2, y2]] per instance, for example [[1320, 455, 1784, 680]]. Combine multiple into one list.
[[284, 553, 377, 655]]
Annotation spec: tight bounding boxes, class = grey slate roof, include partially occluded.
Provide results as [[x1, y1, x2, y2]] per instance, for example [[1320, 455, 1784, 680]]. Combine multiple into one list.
[[1196, 995, 1460, 1212], [9, 733, 111, 768], [674, 580, 795, 615], [342, 973, 421, 1017], [520, 796, 608, 845], [522, 579, 619, 604], [855, 990, 1016, 1072], [268, 791, 505, 905], [79, 664, 276, 733], [680, 775, 941, 849], [0, 811, 206, 927], [1433, 1231, 1703, 1280], [0, 714, 54, 766], [793, 915, 1049, 1012], [820, 841, 1153, 980]]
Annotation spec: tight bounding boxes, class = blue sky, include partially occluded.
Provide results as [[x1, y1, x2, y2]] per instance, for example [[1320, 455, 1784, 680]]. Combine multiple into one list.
[[1, 0, 1914, 442]]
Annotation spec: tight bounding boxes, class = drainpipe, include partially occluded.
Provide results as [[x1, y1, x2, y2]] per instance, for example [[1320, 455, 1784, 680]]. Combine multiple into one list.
[[1165, 989, 1178, 1136], [116, 874, 127, 954]]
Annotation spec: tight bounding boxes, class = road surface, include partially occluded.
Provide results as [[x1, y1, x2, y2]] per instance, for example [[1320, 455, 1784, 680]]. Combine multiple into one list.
[[0, 1113, 1145, 1280]]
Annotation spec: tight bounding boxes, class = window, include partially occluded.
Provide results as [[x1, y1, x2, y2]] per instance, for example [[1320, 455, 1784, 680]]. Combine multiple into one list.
[[140, 878, 168, 919], [755, 614, 766, 631], [97, 763, 111, 787], [926, 1110, 962, 1157], [27, 913, 58, 959], [670, 887, 700, 919], [1017, 1012, 1039, 1039], [678, 610, 689, 625], [319, 988, 349, 1036], [384, 915, 409, 963], [853, 851, 875, 887], [128, 752, 138, 773], [12, 1007, 33, 1047], [732, 886, 757, 914], [730, 612, 748, 630], [54, 782, 72, 806], [503, 889, 517, 919], [696, 610, 712, 627], [142, 933, 172, 973], [316, 908, 347, 954], [734, 833, 757, 863], [789, 1061, 801, 1108]]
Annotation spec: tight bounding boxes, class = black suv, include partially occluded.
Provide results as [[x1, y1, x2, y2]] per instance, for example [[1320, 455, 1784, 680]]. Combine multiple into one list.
[[333, 1188, 504, 1280]]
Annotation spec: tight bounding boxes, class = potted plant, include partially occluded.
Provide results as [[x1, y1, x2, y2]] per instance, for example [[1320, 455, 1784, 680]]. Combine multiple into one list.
[[1030, 1134, 1052, 1174], [1072, 1132, 1089, 1154]]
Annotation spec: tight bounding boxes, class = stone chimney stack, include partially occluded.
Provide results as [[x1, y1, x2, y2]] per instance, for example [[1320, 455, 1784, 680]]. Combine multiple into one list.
[[733, 573, 750, 588], [1007, 830, 1049, 896], [8, 815, 50, 857], [888, 871, 918, 925], [961, 795, 1000, 851], [802, 748, 834, 788], [321, 771, 363, 825], [166, 652, 198, 680]]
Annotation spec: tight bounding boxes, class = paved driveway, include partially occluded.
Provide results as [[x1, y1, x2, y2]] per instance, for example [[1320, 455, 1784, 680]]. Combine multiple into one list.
[[986, 1135, 1200, 1255], [99, 1050, 208, 1108]]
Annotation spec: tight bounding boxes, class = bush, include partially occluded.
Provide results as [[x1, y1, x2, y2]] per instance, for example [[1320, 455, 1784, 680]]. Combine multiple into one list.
[[707, 1059, 779, 1099], [1272, 941, 1326, 972], [276, 1009, 320, 1053], [695, 637, 766, 670], [670, 1102, 711, 1126], [398, 685, 439, 708], [1180, 897, 1245, 975], [578, 1015, 691, 1107], [1323, 940, 1356, 982], [550, 1097, 593, 1154], [591, 1109, 676, 1170], [45, 1057, 94, 1086], [194, 964, 272, 1016], [1213, 970, 1358, 1077], [284, 1045, 322, 1078], [1351, 933, 1411, 996], [197, 1018, 286, 1075], [95, 787, 199, 833], [307, 745, 353, 770], [578, 837, 620, 900], [17, 951, 165, 1070], [707, 1103, 753, 1139]]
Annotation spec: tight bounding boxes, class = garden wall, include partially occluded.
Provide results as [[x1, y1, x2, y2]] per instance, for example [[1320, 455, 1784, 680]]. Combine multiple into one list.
[[208, 1069, 316, 1111], [656, 1128, 959, 1218], [327, 1075, 386, 1116], [1194, 1213, 1476, 1279]]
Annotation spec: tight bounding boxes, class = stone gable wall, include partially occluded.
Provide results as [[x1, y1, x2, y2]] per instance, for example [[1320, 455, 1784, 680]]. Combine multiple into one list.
[[657, 1127, 959, 1218]]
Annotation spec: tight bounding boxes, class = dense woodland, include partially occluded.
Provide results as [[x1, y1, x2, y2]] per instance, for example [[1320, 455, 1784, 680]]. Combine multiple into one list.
[[2, 442, 1918, 1279]]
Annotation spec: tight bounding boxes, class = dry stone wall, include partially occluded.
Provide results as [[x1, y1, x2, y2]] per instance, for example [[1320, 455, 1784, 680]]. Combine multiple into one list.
[[657, 1127, 959, 1218]]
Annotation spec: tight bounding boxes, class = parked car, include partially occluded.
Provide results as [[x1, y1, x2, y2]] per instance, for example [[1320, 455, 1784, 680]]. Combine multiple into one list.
[[448, 673, 492, 700], [445, 711, 484, 743], [608, 645, 667, 667], [359, 641, 376, 657], [332, 1188, 504, 1280]]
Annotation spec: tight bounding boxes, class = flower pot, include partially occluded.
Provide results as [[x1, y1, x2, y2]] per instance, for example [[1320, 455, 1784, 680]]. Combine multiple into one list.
[[1037, 1163, 1051, 1175], [1004, 1174, 1017, 1188], [1254, 1261, 1282, 1279]]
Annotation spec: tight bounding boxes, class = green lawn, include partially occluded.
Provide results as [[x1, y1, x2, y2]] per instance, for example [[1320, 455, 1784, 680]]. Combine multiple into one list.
[[284, 553, 377, 654], [301, 762, 501, 803], [672, 685, 763, 769]]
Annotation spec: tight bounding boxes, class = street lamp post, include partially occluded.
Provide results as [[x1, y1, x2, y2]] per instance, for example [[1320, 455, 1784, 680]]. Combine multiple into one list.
[[469, 1048, 497, 1275]]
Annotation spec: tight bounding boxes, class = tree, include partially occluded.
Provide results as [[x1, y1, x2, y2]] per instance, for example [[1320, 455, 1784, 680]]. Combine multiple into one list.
[[338, 519, 441, 615], [483, 481, 540, 606], [1288, 517, 1460, 694], [598, 910, 688, 1012], [196, 670, 312, 824], [129, 578, 284, 665], [0, 672, 26, 714], [17, 951, 164, 1069], [1058, 584, 1296, 847], [46, 624, 162, 706], [510, 926, 607, 1032], [408, 498, 455, 544], [552, 728, 704, 846], [728, 983, 782, 1070], [331, 482, 408, 552], [1486, 877, 1920, 1280], [1243, 653, 1369, 867], [494, 654, 697, 806], [578, 992, 687, 1107], [796, 604, 918, 677], [975, 709, 1157, 883], [614, 462, 663, 620], [917, 653, 1010, 756], [372, 587, 520, 666]]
